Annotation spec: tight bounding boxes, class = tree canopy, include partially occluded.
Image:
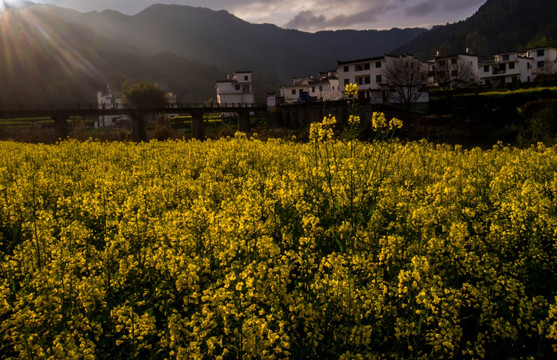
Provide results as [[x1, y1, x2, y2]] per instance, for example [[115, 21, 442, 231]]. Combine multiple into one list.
[[122, 80, 168, 109]]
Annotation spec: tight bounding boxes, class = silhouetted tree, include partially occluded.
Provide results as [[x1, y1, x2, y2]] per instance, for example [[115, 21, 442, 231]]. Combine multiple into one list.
[[122, 80, 169, 141], [122, 80, 168, 109], [384, 56, 429, 110]]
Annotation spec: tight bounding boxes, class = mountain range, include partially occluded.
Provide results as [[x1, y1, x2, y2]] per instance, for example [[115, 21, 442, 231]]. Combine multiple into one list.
[[0, 3, 424, 105], [395, 0, 557, 59], [0, 0, 555, 106]]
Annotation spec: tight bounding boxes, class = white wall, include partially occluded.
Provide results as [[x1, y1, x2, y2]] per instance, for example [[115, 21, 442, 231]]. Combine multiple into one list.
[[216, 72, 254, 105], [527, 47, 557, 76], [337, 57, 386, 96]]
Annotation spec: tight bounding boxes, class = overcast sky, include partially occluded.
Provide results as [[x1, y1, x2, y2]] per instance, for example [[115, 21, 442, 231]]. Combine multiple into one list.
[[34, 0, 487, 31]]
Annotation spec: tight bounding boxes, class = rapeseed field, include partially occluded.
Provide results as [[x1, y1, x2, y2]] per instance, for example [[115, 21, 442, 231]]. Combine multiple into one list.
[[1, 87, 556, 359]]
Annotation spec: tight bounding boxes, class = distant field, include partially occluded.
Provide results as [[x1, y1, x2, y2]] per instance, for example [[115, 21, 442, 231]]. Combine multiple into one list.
[[474, 86, 557, 97]]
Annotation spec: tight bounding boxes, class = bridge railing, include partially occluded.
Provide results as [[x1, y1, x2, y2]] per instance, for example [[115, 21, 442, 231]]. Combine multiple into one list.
[[1, 102, 267, 112]]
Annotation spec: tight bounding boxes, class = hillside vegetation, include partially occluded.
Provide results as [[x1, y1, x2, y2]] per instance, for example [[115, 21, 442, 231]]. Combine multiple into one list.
[[395, 0, 557, 59]]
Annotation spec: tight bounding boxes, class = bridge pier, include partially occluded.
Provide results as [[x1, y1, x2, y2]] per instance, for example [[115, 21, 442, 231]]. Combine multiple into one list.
[[191, 111, 204, 140], [131, 112, 147, 142], [52, 114, 68, 139], [238, 111, 250, 133]]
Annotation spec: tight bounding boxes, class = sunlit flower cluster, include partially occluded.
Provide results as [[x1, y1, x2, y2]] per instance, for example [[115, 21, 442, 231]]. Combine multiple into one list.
[[309, 114, 337, 142], [345, 83, 359, 98], [0, 122, 556, 358], [371, 111, 403, 131]]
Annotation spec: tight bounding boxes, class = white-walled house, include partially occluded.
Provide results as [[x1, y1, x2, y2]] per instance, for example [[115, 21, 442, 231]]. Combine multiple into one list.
[[430, 52, 480, 88], [337, 54, 429, 104], [337, 55, 388, 103], [308, 71, 341, 101], [97, 90, 125, 128], [480, 52, 534, 85], [216, 71, 254, 105], [280, 77, 313, 104], [279, 71, 341, 104], [526, 47, 557, 77]]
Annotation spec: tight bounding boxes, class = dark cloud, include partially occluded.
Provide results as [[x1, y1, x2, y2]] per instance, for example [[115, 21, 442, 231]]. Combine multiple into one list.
[[284, 10, 326, 30], [405, 0, 485, 18], [284, 3, 396, 31], [404, 0, 442, 17], [442, 0, 485, 12]]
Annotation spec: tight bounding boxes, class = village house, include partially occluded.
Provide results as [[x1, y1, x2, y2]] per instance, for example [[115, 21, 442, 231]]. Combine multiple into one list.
[[337, 55, 388, 103], [215, 71, 254, 106], [279, 71, 341, 104], [480, 52, 534, 86], [96, 89, 125, 128], [279, 77, 313, 104], [430, 51, 480, 88], [526, 47, 557, 77], [337, 54, 429, 104]]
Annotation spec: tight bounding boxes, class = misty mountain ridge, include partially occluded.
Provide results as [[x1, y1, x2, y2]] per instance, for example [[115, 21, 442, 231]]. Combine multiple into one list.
[[78, 4, 426, 77], [1, 0, 555, 106], [0, 3, 426, 104]]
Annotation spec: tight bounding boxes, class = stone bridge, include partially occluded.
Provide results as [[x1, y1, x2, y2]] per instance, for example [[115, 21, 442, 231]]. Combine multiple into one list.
[[272, 100, 387, 129], [0, 103, 267, 141], [1, 101, 391, 141]]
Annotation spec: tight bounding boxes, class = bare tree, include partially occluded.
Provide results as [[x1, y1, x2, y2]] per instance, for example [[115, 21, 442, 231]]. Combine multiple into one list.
[[434, 59, 476, 90], [383, 56, 429, 110], [538, 57, 557, 75]]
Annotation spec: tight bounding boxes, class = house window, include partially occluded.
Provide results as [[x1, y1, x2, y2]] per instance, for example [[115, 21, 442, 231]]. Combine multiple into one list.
[[537, 49, 545, 57], [376, 61, 382, 68], [502, 54, 509, 61], [292, 89, 296, 95], [538, 61, 545, 68], [344, 79, 350, 85], [484, 65, 490, 72], [319, 85, 323, 92], [527, 63, 531, 69], [364, 63, 370, 70], [244, 75, 249, 81], [365, 76, 371, 84], [509, 62, 515, 70], [312, 87, 316, 93], [376, 75, 382, 84], [299, 89, 304, 94], [343, 66, 349, 72], [451, 58, 457, 65], [438, 61, 446, 67], [235, 85, 240, 91]]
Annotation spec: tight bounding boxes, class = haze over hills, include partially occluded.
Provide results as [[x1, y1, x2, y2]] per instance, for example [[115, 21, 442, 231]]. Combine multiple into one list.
[[395, 0, 557, 60], [0, 3, 424, 105], [77, 4, 426, 77], [0, 0, 556, 106]]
